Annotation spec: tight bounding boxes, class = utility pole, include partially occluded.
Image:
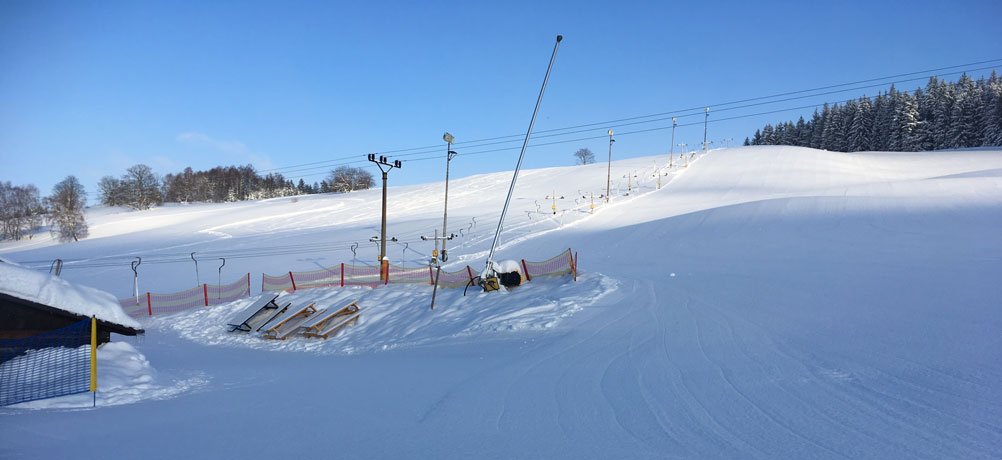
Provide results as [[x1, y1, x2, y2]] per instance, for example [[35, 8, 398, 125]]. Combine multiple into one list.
[[669, 117, 677, 168], [702, 107, 710, 153], [606, 129, 615, 203], [368, 153, 402, 281]]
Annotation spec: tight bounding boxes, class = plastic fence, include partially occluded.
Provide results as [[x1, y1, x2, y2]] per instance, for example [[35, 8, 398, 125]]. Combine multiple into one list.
[[118, 274, 252, 318], [262, 272, 294, 293], [289, 265, 342, 290], [436, 266, 477, 289], [119, 296, 150, 319], [149, 286, 205, 315], [207, 274, 252, 305], [114, 248, 578, 315], [522, 248, 576, 281], [388, 265, 435, 285], [0, 319, 90, 406], [262, 264, 416, 292], [344, 265, 384, 287]]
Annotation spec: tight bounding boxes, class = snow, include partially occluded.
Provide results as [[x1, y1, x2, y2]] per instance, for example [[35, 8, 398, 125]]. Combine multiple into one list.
[[166, 274, 613, 354], [0, 261, 141, 330], [2, 146, 1001, 458], [8, 342, 207, 410]]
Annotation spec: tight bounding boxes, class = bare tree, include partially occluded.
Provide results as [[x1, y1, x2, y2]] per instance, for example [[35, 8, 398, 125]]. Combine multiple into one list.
[[574, 148, 595, 165], [123, 164, 163, 210], [47, 176, 88, 242], [327, 166, 374, 193], [98, 176, 127, 206], [0, 182, 45, 240]]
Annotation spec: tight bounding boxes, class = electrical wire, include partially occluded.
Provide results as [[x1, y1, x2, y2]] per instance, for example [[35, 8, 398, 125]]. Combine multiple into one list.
[[255, 59, 1001, 177]]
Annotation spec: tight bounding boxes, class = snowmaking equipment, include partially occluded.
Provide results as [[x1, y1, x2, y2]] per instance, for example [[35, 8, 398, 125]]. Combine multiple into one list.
[[475, 34, 563, 293]]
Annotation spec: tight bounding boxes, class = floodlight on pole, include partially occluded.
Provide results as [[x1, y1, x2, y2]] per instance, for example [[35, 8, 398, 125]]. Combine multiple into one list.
[[702, 107, 710, 153], [669, 117, 677, 168], [441, 132, 458, 263], [606, 129, 615, 203], [428, 131, 462, 307]]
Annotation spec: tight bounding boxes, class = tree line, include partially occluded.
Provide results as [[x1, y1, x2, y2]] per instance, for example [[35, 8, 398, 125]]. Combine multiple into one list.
[[1, 164, 374, 243], [745, 72, 1002, 151], [1, 177, 87, 242], [99, 163, 374, 208]]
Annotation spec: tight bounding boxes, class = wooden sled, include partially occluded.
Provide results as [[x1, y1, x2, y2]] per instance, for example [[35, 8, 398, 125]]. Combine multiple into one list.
[[261, 303, 318, 340], [302, 300, 362, 339]]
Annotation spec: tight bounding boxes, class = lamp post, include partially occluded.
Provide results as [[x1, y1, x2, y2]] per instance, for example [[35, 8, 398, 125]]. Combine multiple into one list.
[[606, 129, 615, 203], [441, 132, 458, 263], [702, 107, 710, 153], [669, 117, 677, 168], [368, 153, 402, 281]]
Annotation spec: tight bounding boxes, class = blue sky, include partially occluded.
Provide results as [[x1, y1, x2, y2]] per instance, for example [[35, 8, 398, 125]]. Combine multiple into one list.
[[2, 0, 1001, 201]]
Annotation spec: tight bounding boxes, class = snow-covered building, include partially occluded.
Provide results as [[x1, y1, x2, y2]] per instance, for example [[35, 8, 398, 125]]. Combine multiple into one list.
[[0, 260, 142, 353]]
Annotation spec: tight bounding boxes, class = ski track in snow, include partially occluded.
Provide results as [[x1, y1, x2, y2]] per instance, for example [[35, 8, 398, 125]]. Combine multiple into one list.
[[2, 147, 1001, 458]]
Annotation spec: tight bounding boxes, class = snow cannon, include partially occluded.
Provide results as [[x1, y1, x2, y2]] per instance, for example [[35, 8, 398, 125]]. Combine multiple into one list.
[[478, 260, 523, 293]]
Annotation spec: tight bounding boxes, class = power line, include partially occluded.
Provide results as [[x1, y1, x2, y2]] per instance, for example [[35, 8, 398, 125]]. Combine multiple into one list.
[[273, 64, 1002, 179], [256, 59, 1001, 176]]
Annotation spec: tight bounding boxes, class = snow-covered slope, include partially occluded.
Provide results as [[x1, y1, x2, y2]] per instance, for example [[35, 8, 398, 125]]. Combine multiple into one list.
[[2, 146, 1001, 459]]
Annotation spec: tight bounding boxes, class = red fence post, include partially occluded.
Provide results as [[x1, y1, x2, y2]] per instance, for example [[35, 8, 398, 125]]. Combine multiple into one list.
[[341, 263, 345, 287], [573, 252, 578, 281], [289, 272, 297, 292], [521, 259, 532, 282], [203, 284, 209, 306], [146, 292, 152, 317]]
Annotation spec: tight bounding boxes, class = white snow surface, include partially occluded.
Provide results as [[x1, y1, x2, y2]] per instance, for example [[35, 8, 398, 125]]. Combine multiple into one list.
[[2, 146, 1001, 459], [8, 342, 207, 410], [0, 261, 141, 329]]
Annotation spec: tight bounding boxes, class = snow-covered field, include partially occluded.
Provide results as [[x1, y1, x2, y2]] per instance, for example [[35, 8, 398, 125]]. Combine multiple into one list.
[[2, 146, 1001, 458]]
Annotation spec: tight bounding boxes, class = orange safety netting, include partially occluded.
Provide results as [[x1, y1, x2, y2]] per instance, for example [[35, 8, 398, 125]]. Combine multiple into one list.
[[522, 248, 576, 280], [207, 274, 252, 305], [148, 285, 204, 316], [118, 274, 252, 317]]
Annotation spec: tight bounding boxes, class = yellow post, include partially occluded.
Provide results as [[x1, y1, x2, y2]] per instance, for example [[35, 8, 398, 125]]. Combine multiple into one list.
[[90, 316, 97, 391], [90, 316, 98, 404]]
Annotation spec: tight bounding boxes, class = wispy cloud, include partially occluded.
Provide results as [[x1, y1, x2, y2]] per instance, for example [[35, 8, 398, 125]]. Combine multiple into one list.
[[176, 132, 273, 170], [176, 131, 249, 154]]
